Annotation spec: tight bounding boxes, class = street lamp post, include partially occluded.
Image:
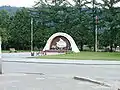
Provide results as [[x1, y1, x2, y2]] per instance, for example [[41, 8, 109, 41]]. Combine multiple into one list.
[[0, 36, 2, 74], [31, 17, 34, 56]]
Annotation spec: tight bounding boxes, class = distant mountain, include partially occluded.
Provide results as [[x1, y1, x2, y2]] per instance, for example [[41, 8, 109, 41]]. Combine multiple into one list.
[[0, 6, 20, 15]]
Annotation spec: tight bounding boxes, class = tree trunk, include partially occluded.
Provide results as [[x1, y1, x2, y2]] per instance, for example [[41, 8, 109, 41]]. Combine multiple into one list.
[[114, 43, 117, 51], [110, 45, 113, 52], [80, 43, 83, 51]]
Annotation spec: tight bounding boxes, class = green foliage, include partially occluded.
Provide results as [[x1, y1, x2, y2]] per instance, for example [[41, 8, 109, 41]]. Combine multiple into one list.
[[0, 28, 8, 42], [97, 0, 120, 51], [0, 10, 10, 45], [8, 8, 31, 50]]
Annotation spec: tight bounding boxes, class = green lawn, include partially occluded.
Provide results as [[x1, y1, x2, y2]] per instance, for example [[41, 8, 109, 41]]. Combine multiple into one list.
[[2, 50, 9, 53], [38, 52, 120, 61]]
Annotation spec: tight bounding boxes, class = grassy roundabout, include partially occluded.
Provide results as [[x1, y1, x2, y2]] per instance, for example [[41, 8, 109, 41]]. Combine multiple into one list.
[[37, 52, 120, 61]]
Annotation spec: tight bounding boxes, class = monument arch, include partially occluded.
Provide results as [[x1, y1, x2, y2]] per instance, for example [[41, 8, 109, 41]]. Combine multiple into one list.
[[43, 32, 80, 53]]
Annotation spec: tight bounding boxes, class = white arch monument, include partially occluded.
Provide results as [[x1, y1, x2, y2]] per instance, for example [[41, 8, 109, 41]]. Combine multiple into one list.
[[43, 32, 80, 53]]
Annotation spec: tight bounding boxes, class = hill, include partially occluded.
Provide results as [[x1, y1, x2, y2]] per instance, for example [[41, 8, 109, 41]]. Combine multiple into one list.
[[0, 6, 19, 15]]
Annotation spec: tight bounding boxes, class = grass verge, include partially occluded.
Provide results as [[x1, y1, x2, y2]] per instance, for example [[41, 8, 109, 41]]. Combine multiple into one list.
[[37, 52, 120, 61]]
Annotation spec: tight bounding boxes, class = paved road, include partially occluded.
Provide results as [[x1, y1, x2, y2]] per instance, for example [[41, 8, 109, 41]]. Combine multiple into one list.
[[0, 53, 120, 90]]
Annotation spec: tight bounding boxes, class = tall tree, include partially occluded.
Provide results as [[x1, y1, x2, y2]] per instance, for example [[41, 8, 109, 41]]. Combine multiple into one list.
[[98, 0, 120, 51], [9, 8, 31, 50], [0, 10, 10, 49]]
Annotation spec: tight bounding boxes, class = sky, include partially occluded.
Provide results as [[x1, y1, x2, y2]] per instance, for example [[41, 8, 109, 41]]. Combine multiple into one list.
[[0, 0, 38, 7], [0, 0, 120, 7]]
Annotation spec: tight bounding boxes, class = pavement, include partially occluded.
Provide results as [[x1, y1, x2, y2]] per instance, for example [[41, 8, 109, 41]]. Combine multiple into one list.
[[0, 52, 120, 90]]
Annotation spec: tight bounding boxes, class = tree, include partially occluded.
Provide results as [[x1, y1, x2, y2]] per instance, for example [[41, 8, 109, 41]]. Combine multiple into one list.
[[8, 8, 31, 50], [0, 28, 8, 43], [0, 10, 10, 49], [98, 0, 120, 52], [0, 10, 10, 28]]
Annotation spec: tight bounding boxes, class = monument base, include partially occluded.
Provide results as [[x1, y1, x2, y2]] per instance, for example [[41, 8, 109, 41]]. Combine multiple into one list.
[[39, 50, 68, 55]]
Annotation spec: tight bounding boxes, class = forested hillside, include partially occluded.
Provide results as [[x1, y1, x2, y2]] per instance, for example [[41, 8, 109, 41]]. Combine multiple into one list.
[[0, 6, 19, 15]]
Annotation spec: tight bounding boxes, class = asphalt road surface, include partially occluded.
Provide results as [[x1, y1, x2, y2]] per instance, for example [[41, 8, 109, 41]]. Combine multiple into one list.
[[1, 53, 120, 90]]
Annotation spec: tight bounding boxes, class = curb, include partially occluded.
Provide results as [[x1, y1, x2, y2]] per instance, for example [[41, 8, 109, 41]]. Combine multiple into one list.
[[74, 76, 120, 90], [2, 60, 120, 65], [73, 76, 111, 87]]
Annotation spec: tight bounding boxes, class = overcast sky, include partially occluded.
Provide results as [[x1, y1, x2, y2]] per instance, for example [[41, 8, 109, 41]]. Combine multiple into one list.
[[0, 0, 37, 7], [0, 0, 120, 7]]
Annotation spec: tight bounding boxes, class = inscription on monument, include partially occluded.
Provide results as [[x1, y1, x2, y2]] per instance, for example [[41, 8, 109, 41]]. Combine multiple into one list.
[[50, 36, 71, 50]]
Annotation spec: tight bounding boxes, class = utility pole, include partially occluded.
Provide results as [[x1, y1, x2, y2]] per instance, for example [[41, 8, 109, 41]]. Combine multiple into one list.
[[92, 0, 96, 52], [95, 16, 98, 52], [0, 36, 2, 74], [31, 17, 34, 56]]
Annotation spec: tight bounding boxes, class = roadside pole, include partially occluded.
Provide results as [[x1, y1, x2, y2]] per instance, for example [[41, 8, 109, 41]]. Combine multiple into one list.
[[0, 36, 2, 74], [95, 16, 98, 52], [31, 17, 34, 56], [93, 0, 96, 52]]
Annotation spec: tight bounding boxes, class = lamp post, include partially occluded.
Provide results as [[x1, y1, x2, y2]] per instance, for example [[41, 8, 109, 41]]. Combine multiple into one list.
[[0, 36, 2, 74], [31, 17, 34, 56]]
